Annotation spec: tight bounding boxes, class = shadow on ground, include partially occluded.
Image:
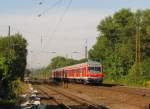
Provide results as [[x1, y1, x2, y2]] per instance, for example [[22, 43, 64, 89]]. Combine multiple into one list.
[[36, 104, 109, 109]]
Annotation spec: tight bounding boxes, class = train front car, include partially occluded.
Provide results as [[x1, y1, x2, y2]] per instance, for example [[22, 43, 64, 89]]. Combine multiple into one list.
[[86, 61, 104, 84]]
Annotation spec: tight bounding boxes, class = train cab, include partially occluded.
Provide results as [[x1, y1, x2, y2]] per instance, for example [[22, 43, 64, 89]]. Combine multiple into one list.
[[86, 61, 104, 84]]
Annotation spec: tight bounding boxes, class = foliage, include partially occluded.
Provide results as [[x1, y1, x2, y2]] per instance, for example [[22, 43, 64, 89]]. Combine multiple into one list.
[[48, 56, 87, 69], [49, 56, 85, 69], [141, 58, 150, 80], [89, 9, 150, 86], [14, 80, 29, 96], [0, 33, 28, 99]]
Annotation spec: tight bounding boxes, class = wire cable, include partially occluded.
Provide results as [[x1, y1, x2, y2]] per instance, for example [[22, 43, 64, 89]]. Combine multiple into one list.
[[48, 0, 73, 41], [37, 0, 63, 17]]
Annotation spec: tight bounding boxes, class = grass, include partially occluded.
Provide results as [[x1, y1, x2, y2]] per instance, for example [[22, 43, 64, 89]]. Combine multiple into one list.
[[103, 75, 148, 88], [15, 80, 29, 96]]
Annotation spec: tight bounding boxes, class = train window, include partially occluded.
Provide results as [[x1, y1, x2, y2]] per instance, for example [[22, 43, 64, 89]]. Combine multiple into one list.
[[88, 67, 94, 71], [76, 69, 80, 73], [95, 67, 101, 71], [88, 67, 101, 73]]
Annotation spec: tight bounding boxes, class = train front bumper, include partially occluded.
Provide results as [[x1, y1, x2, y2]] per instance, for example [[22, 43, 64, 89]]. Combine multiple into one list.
[[87, 77, 103, 83]]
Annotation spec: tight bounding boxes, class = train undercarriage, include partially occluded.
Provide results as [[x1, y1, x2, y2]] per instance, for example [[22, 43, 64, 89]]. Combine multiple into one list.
[[51, 77, 103, 85]]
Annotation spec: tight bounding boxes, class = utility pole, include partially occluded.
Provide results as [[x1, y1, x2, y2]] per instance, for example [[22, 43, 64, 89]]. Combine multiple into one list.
[[41, 35, 43, 48], [65, 54, 68, 58], [135, 13, 141, 78], [135, 15, 141, 64], [8, 25, 10, 37], [8, 25, 11, 58], [85, 39, 88, 60]]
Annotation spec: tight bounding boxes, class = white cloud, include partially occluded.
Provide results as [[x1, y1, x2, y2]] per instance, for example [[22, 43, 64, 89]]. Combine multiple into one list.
[[0, 10, 112, 68]]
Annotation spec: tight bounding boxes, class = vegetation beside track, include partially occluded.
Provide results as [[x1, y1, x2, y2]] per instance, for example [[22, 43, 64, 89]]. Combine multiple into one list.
[[14, 80, 29, 95], [89, 9, 150, 86], [0, 33, 28, 105]]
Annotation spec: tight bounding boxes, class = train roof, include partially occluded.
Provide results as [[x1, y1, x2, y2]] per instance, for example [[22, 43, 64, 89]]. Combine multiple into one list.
[[52, 60, 101, 72]]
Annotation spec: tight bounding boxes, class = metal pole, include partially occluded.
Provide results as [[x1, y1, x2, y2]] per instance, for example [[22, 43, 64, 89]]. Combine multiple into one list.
[[8, 25, 10, 37], [85, 39, 88, 59], [135, 17, 141, 64]]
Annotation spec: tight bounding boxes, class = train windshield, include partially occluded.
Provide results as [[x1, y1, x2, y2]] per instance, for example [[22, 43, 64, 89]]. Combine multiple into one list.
[[88, 67, 101, 73]]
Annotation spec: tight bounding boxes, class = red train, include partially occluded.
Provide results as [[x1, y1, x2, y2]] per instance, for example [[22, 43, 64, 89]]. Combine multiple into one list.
[[50, 60, 104, 84]]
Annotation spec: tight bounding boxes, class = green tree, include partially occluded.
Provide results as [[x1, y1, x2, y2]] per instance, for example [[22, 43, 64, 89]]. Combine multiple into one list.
[[89, 9, 150, 85], [0, 33, 28, 99]]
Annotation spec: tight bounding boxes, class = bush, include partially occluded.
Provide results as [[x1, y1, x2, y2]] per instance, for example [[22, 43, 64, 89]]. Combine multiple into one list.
[[126, 63, 146, 86], [0, 99, 17, 109], [14, 79, 29, 96]]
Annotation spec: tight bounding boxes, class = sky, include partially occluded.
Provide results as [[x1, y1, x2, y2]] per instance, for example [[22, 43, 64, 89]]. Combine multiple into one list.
[[0, 0, 150, 68]]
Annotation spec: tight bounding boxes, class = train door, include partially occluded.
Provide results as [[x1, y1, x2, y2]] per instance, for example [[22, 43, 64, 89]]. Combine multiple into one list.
[[83, 67, 86, 77], [62, 70, 64, 80], [80, 68, 82, 79], [64, 70, 67, 79]]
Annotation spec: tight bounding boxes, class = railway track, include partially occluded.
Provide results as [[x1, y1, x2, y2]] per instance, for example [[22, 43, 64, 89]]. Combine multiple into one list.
[[34, 85, 105, 109], [34, 85, 71, 109], [66, 83, 150, 98], [89, 84, 150, 98], [31, 82, 150, 109], [44, 84, 105, 109], [31, 80, 150, 98]]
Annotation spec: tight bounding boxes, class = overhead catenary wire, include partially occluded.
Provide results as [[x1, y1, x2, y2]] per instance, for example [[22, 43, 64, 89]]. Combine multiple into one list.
[[37, 0, 63, 17], [26, 0, 73, 60], [48, 0, 73, 42], [34, 0, 73, 50], [32, 0, 45, 5]]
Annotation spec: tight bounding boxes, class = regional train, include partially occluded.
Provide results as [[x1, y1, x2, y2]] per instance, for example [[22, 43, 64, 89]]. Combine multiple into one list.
[[50, 60, 104, 84]]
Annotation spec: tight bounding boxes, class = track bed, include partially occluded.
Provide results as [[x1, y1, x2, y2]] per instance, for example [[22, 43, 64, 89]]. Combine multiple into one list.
[[32, 82, 150, 109]]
